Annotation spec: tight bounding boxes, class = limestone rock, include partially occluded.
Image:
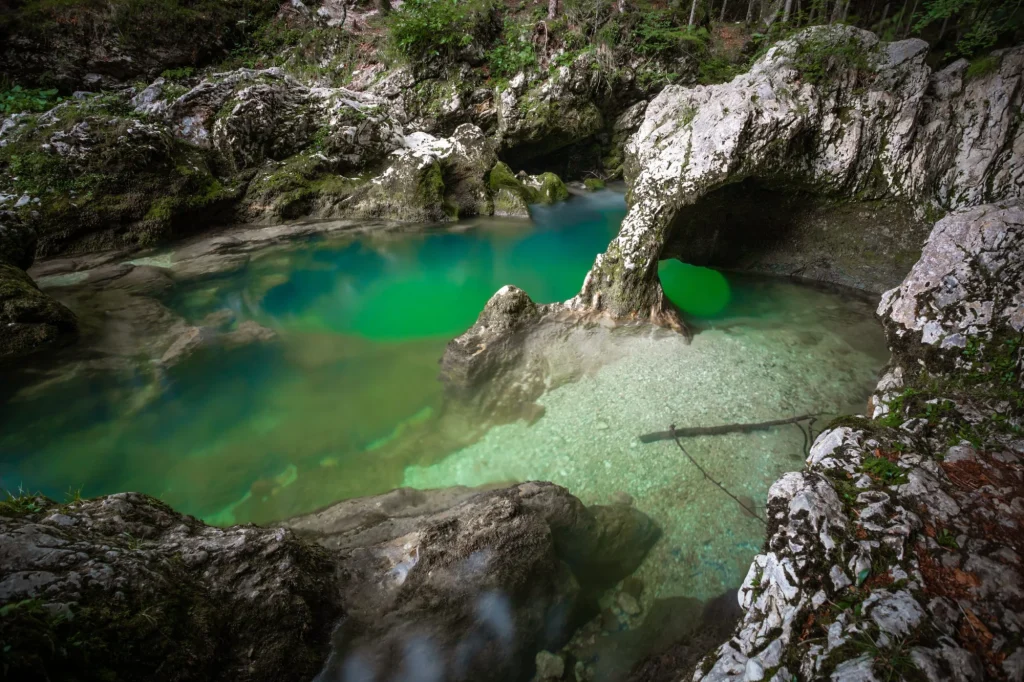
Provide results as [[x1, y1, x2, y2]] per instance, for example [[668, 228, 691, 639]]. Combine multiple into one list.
[[569, 26, 1024, 321], [0, 483, 658, 682], [877, 200, 1023, 370], [496, 55, 606, 167]]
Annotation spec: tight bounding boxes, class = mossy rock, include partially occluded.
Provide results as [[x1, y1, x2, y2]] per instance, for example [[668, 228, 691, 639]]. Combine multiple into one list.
[[523, 172, 570, 205], [241, 153, 369, 222], [583, 178, 606, 191], [493, 188, 530, 218], [0, 95, 236, 256], [349, 153, 457, 223], [0, 263, 77, 364]]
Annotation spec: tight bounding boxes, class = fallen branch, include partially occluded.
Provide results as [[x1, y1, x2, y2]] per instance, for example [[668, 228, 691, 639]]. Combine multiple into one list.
[[639, 413, 823, 444], [670, 425, 767, 525]]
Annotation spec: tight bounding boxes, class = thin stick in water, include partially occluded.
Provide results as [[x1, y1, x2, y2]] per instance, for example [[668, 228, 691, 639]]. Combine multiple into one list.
[[670, 425, 767, 526]]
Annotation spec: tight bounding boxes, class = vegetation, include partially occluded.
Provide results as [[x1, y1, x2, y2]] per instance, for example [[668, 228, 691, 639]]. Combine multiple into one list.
[[0, 85, 63, 115], [388, 0, 499, 62]]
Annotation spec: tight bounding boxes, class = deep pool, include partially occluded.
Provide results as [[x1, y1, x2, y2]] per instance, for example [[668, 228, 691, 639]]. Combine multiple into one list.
[[1, 188, 889, 604]]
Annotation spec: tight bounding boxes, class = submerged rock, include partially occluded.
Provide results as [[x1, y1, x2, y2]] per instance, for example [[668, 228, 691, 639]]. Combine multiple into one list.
[[0, 482, 658, 682], [0, 263, 77, 364], [569, 26, 1024, 323], [440, 285, 548, 423], [0, 211, 76, 364]]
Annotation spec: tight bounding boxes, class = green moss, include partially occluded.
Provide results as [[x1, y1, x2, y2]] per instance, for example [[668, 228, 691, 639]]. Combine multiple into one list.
[[583, 178, 605, 191], [790, 33, 875, 87], [860, 456, 908, 486], [531, 172, 569, 204], [965, 54, 1001, 81]]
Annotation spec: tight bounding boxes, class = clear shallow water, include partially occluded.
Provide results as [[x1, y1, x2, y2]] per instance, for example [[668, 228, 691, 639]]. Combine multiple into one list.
[[1, 189, 889, 603]]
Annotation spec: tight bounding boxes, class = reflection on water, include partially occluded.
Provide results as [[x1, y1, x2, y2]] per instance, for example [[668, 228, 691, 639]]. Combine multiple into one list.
[[0, 188, 889, 608]]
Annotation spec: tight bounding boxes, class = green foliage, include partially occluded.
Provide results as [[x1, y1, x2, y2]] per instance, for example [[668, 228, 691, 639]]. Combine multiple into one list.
[[861, 456, 909, 485], [159, 66, 195, 80], [914, 0, 1022, 59], [488, 19, 538, 78], [791, 34, 874, 86], [0, 85, 63, 115], [698, 55, 744, 84], [965, 54, 1000, 79], [632, 12, 708, 58], [0, 487, 46, 517], [936, 527, 959, 549], [388, 0, 498, 62]]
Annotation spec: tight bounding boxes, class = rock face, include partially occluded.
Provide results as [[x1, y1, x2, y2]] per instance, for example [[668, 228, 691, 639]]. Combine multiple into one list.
[[877, 201, 1024, 369], [438, 285, 578, 430], [692, 200, 1024, 681], [0, 0, 279, 90], [1, 482, 658, 682], [0, 68, 573, 260], [496, 58, 606, 169], [0, 211, 76, 364], [570, 26, 1024, 322]]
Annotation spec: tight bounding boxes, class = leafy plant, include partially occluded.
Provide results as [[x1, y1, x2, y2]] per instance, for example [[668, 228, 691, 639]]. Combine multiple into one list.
[[159, 66, 195, 80], [936, 527, 960, 549], [488, 19, 538, 78], [388, 0, 498, 62], [0, 85, 63, 115], [861, 456, 909, 485]]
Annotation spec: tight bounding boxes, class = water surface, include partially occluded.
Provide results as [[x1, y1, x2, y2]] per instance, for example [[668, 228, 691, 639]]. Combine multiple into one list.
[[1, 189, 888, 604]]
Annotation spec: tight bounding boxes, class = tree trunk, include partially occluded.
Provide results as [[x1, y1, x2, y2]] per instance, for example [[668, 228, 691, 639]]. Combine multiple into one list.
[[878, 0, 890, 30], [783, 0, 795, 23], [841, 0, 851, 21], [548, 0, 558, 20], [904, 0, 919, 35], [720, 0, 729, 21], [689, 0, 699, 27], [745, 0, 758, 23], [618, 0, 627, 13]]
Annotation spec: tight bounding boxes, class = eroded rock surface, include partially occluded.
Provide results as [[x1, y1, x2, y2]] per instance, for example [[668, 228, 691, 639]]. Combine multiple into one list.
[[1, 482, 658, 682], [570, 26, 1024, 322], [0, 211, 77, 364]]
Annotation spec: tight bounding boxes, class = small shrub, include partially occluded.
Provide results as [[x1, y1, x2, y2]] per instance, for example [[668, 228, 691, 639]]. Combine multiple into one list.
[[0, 85, 63, 115], [861, 456, 908, 485], [488, 19, 537, 78], [160, 66, 195, 80], [389, 0, 498, 62]]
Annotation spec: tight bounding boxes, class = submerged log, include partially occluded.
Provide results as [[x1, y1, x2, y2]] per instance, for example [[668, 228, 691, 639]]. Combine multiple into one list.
[[639, 414, 821, 443]]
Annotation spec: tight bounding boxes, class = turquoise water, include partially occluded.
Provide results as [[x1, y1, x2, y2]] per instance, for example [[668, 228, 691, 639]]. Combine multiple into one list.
[[0, 192, 625, 522], [0, 187, 888, 567]]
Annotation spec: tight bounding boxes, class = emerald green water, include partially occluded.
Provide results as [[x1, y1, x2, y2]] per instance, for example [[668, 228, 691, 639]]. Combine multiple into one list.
[[0, 192, 626, 522], [1, 185, 889, 605]]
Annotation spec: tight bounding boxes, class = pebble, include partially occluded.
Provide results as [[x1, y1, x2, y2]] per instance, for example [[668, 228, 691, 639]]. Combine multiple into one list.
[[616, 591, 642, 616]]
